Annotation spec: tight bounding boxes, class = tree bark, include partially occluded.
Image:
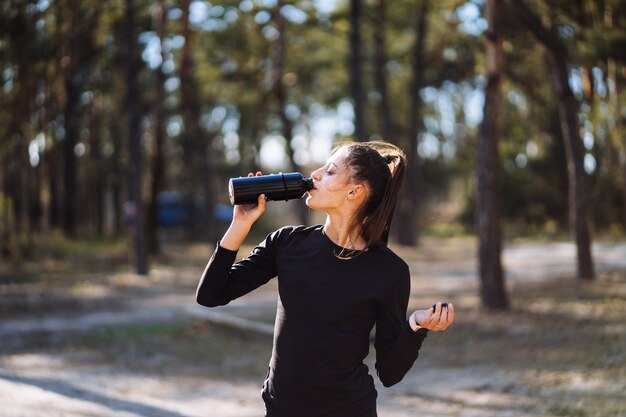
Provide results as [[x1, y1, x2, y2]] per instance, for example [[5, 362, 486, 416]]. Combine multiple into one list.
[[349, 0, 367, 141], [396, 0, 428, 246], [10, 5, 36, 256], [1, 156, 12, 258], [605, 7, 626, 230], [373, 0, 394, 141], [274, 0, 309, 226], [88, 86, 105, 236], [125, 0, 148, 275], [109, 121, 124, 236], [476, 0, 508, 309], [511, 0, 594, 280], [46, 142, 61, 229], [61, 0, 80, 238], [147, 1, 167, 255], [180, 0, 217, 241], [1, 153, 20, 258]]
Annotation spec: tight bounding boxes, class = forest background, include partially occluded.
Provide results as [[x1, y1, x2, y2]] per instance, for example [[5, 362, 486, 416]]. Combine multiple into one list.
[[2, 0, 626, 307]]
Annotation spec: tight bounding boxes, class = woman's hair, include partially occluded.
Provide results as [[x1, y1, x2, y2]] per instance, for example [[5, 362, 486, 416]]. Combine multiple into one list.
[[332, 140, 407, 248]]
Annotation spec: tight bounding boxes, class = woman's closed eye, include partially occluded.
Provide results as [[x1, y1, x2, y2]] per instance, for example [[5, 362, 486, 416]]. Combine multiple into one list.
[[324, 162, 338, 175]]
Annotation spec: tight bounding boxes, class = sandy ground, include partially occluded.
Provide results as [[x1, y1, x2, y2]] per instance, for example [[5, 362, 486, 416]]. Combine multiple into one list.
[[1, 238, 625, 417]]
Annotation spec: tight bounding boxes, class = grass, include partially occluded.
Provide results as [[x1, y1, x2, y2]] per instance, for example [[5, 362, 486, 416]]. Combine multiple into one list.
[[18, 320, 273, 379], [416, 271, 626, 417], [0, 232, 132, 286]]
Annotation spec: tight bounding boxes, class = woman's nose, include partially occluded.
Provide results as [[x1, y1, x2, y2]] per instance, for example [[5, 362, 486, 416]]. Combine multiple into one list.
[[311, 169, 322, 181]]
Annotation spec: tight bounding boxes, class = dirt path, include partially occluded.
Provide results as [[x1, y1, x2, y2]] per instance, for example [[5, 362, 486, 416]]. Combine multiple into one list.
[[1, 239, 625, 417]]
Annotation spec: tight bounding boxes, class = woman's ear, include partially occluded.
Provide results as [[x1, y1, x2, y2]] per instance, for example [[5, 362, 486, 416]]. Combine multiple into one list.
[[347, 184, 365, 201]]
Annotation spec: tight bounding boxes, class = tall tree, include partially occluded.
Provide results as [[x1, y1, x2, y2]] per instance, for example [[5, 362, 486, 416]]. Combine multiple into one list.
[[125, 0, 148, 275], [603, 3, 626, 228], [0, 0, 47, 256], [511, 0, 595, 280], [274, 1, 309, 226], [147, 1, 167, 255], [477, 0, 508, 309], [60, 0, 81, 238], [180, 0, 217, 241], [396, 0, 428, 246], [372, 0, 394, 141], [87, 83, 105, 236], [349, 0, 367, 140]]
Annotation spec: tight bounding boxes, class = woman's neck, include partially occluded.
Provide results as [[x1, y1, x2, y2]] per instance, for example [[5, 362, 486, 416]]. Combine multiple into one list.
[[323, 215, 367, 250]]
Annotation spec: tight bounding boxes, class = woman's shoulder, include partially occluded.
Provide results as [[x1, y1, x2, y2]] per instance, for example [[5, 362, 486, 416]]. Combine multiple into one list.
[[370, 245, 410, 274], [267, 224, 322, 243]]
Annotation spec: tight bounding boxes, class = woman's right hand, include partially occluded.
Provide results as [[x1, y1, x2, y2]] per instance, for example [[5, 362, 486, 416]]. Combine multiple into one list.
[[232, 172, 266, 227], [220, 172, 266, 251]]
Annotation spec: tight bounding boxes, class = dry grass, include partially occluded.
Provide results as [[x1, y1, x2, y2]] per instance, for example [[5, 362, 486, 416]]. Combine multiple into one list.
[[414, 272, 626, 417]]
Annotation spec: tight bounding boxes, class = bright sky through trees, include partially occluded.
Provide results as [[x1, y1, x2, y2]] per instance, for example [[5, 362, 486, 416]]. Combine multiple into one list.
[[135, 0, 598, 174], [134, 0, 493, 171]]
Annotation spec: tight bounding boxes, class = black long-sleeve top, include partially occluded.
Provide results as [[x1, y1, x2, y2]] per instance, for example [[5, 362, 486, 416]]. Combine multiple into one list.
[[196, 225, 427, 417]]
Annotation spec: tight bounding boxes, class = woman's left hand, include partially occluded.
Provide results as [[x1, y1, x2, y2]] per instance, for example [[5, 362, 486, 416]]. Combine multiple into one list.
[[410, 302, 454, 332]]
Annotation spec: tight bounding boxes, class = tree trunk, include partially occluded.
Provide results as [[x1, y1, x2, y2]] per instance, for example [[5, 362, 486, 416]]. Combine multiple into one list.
[[181, 0, 217, 241], [605, 7, 626, 230], [46, 142, 61, 229], [18, 140, 34, 258], [373, 0, 394, 141], [125, 0, 148, 275], [511, 0, 594, 280], [396, 0, 428, 246], [110, 121, 124, 236], [11, 7, 36, 256], [30, 150, 43, 233], [349, 0, 367, 141], [179, 0, 196, 213], [147, 1, 167, 255], [88, 87, 105, 236], [476, 0, 508, 309], [47, 2, 64, 231], [1, 156, 14, 258], [622, 150, 626, 229], [62, 0, 80, 238], [275, 0, 308, 226]]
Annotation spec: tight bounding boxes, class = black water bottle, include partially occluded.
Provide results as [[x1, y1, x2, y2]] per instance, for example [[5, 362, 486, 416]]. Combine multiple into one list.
[[229, 172, 315, 205]]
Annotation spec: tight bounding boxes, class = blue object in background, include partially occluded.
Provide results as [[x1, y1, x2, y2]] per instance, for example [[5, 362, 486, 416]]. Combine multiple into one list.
[[125, 192, 233, 227], [157, 191, 189, 226]]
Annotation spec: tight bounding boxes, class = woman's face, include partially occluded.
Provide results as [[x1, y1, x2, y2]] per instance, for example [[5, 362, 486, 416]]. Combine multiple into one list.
[[306, 149, 357, 211]]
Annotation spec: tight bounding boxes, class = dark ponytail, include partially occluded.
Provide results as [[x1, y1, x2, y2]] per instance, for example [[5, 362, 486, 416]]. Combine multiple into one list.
[[334, 141, 407, 247]]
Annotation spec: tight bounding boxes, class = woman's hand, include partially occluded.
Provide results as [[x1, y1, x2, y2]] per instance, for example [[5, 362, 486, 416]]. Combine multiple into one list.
[[232, 172, 266, 226], [220, 172, 266, 251], [409, 302, 454, 332]]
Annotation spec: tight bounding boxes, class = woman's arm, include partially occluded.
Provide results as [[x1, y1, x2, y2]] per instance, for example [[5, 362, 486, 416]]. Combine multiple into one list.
[[374, 268, 455, 387], [195, 230, 278, 307], [374, 267, 427, 387], [196, 175, 274, 307]]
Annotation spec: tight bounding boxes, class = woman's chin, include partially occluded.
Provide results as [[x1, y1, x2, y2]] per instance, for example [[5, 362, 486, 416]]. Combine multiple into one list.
[[305, 195, 319, 209]]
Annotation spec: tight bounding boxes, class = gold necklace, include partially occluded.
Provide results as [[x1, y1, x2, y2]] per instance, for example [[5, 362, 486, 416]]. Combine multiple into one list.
[[333, 234, 367, 260]]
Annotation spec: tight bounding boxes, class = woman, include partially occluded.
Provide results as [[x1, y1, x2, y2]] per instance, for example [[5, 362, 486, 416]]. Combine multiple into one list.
[[196, 140, 454, 417]]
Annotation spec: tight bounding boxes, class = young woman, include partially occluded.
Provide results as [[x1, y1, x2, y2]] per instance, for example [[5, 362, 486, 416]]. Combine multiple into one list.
[[196, 141, 454, 417]]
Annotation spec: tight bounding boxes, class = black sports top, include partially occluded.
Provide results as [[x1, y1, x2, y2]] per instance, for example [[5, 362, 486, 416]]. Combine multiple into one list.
[[196, 225, 427, 417]]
